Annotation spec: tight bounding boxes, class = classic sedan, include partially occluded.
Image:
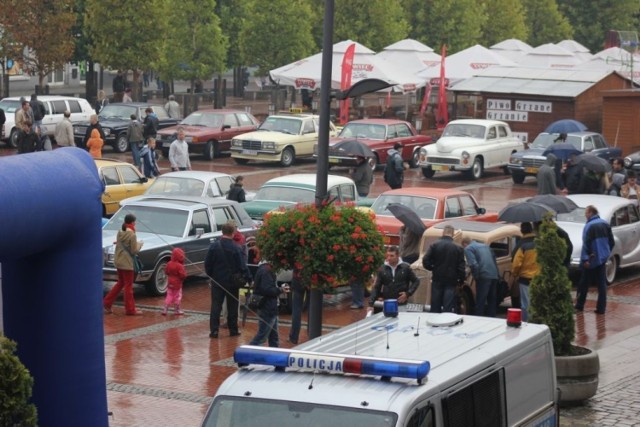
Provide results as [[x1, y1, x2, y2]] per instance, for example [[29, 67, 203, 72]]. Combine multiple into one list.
[[508, 132, 622, 184], [241, 174, 375, 221], [103, 197, 258, 295], [370, 187, 498, 245], [73, 103, 180, 152], [624, 150, 640, 172], [119, 171, 255, 206], [156, 109, 260, 160], [230, 113, 337, 166], [95, 159, 153, 216], [556, 194, 640, 283], [318, 119, 432, 169]]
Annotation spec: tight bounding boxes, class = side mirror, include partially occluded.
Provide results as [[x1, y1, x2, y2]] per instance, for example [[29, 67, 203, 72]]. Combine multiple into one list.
[[477, 207, 486, 214], [195, 227, 205, 238], [222, 124, 231, 130], [140, 177, 148, 183]]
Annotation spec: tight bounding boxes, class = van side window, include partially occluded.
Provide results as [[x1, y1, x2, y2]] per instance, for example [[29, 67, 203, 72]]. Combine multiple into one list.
[[443, 370, 506, 427], [407, 404, 435, 427], [67, 100, 81, 113], [52, 100, 67, 114]]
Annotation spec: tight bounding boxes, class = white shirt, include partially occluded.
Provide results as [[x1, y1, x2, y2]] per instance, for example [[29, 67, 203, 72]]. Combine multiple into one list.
[[169, 139, 191, 169]]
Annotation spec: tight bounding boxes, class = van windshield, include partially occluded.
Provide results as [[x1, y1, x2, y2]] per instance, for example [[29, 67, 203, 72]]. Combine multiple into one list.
[[202, 397, 397, 427]]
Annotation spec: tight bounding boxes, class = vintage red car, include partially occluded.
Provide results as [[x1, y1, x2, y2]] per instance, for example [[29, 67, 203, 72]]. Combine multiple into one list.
[[156, 109, 260, 160], [320, 118, 433, 169], [369, 187, 499, 245]]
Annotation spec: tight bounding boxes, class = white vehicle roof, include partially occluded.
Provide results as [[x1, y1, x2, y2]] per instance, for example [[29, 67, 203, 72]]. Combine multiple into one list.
[[217, 312, 552, 412], [1, 95, 89, 102], [262, 173, 354, 188], [445, 118, 510, 128]]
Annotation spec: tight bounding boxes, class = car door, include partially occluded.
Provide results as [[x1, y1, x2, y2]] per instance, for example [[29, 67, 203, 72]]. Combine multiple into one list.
[[101, 166, 125, 215], [613, 204, 640, 266], [444, 196, 462, 219], [459, 195, 480, 218], [591, 134, 615, 160], [178, 208, 216, 274], [582, 135, 595, 153], [218, 113, 240, 150], [214, 176, 234, 197], [295, 118, 318, 156], [118, 164, 148, 198]]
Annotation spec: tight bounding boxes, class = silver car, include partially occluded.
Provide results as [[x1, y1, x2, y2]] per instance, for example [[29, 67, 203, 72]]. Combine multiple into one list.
[[556, 194, 640, 283], [103, 196, 258, 295]]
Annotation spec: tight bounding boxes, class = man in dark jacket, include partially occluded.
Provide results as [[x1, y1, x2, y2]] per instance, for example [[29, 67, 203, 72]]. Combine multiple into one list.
[[383, 143, 406, 189], [29, 93, 46, 132], [462, 236, 499, 317], [227, 175, 246, 202], [249, 261, 289, 347], [204, 222, 252, 338], [143, 107, 159, 141], [369, 246, 420, 311], [423, 225, 466, 313], [112, 70, 125, 102], [82, 114, 106, 150], [575, 205, 614, 314]]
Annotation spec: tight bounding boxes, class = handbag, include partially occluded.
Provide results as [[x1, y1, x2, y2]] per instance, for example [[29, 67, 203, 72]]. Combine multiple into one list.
[[132, 255, 143, 274]]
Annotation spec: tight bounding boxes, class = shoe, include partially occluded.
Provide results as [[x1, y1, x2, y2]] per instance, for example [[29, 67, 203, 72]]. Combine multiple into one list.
[[594, 310, 605, 315], [209, 332, 218, 339], [103, 305, 112, 314], [126, 310, 143, 316], [175, 310, 185, 315], [230, 331, 241, 337], [350, 304, 364, 309]]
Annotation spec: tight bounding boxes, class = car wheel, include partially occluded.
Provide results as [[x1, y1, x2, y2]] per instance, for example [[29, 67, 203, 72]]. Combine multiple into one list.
[[368, 155, 379, 171], [409, 149, 420, 168], [145, 258, 169, 296], [204, 140, 219, 160], [468, 157, 483, 180], [421, 166, 435, 178], [457, 287, 474, 315], [114, 133, 129, 153], [502, 165, 511, 175], [281, 147, 295, 167], [9, 129, 19, 148], [234, 157, 250, 165], [605, 255, 618, 285], [511, 173, 525, 184]]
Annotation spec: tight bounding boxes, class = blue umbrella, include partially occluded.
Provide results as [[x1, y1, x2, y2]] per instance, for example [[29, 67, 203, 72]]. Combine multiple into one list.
[[544, 119, 587, 134], [542, 142, 583, 161]]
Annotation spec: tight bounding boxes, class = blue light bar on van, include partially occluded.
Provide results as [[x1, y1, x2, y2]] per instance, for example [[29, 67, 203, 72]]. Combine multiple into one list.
[[234, 345, 430, 382]]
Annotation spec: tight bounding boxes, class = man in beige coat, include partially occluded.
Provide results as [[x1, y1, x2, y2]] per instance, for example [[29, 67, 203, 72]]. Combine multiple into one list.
[[54, 111, 75, 147]]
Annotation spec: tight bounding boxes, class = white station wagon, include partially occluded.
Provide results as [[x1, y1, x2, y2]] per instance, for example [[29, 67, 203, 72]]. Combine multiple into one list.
[[418, 119, 524, 180]]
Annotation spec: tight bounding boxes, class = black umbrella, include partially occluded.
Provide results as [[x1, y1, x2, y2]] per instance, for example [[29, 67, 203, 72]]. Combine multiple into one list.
[[526, 195, 578, 214], [387, 203, 427, 235], [498, 202, 555, 223], [575, 153, 611, 173], [331, 139, 375, 158]]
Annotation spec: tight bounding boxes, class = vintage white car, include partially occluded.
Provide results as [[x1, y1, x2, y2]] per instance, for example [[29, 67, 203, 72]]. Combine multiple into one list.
[[230, 113, 337, 167], [418, 119, 524, 179]]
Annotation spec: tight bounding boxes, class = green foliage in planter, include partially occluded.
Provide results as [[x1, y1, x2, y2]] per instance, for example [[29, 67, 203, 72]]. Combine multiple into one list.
[[0, 335, 37, 427], [529, 216, 575, 356]]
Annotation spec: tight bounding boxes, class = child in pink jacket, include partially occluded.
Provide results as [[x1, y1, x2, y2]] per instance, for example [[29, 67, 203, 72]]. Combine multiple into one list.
[[163, 248, 187, 315]]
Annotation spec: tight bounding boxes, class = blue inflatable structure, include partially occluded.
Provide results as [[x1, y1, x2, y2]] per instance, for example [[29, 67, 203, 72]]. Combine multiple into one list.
[[0, 148, 108, 426]]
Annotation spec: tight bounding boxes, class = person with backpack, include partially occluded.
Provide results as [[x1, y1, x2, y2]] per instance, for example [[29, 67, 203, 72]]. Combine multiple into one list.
[[384, 143, 407, 189], [29, 94, 46, 132]]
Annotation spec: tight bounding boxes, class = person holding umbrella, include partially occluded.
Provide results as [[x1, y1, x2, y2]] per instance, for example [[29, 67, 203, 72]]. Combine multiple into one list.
[[350, 155, 373, 197]]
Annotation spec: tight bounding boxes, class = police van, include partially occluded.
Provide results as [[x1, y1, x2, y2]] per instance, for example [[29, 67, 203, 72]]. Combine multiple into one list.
[[201, 311, 558, 426]]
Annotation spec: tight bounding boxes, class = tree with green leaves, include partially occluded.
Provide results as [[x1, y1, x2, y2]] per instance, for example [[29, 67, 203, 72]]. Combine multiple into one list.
[[0, 336, 37, 427], [522, 0, 573, 47], [240, 0, 317, 76], [480, 0, 528, 47], [84, 0, 168, 100], [156, 0, 228, 95], [0, 0, 76, 89], [558, 0, 640, 53], [334, 0, 410, 51]]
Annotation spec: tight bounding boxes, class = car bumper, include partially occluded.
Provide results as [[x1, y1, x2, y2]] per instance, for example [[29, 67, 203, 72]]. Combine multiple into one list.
[[418, 161, 468, 172], [507, 165, 538, 176], [230, 148, 282, 162]]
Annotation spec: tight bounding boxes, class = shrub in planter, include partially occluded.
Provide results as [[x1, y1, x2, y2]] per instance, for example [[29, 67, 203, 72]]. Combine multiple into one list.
[[0, 335, 37, 427]]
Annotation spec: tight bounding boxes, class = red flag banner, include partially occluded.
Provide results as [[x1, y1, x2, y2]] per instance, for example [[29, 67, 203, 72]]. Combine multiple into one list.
[[419, 83, 432, 116], [436, 45, 448, 130], [340, 43, 356, 124]]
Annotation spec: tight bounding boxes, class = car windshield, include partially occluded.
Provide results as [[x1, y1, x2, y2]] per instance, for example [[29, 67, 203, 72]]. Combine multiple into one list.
[[338, 123, 386, 139], [0, 100, 21, 114], [99, 104, 137, 120], [530, 133, 582, 150], [557, 207, 586, 224], [370, 195, 437, 219], [202, 397, 397, 427], [105, 206, 189, 237], [442, 124, 485, 139], [255, 186, 315, 203], [145, 177, 205, 197], [181, 112, 224, 127], [258, 117, 302, 135]]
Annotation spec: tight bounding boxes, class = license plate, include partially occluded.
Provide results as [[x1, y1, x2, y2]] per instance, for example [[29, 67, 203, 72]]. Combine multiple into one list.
[[329, 158, 340, 164], [242, 149, 257, 155], [525, 167, 538, 174], [431, 165, 447, 171]]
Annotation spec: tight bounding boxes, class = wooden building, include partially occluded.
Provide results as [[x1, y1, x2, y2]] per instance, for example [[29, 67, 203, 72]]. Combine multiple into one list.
[[449, 67, 633, 145], [602, 90, 640, 154]]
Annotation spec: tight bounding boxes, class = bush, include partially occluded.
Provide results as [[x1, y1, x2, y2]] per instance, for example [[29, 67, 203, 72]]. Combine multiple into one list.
[[0, 335, 37, 427], [529, 216, 576, 356], [257, 203, 385, 292]]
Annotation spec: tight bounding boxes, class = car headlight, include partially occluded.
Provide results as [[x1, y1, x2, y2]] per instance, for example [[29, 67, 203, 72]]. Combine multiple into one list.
[[510, 156, 521, 165], [263, 141, 276, 150], [419, 147, 428, 156], [231, 139, 242, 147], [624, 157, 632, 168], [103, 128, 111, 136], [462, 151, 470, 160], [185, 136, 193, 143]]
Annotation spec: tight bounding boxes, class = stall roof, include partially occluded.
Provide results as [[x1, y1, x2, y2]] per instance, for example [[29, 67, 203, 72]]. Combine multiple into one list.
[[450, 67, 619, 97]]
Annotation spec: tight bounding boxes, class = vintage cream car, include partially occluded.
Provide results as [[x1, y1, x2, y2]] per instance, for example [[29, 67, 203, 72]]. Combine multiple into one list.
[[418, 119, 524, 179], [230, 113, 337, 166], [409, 219, 521, 314]]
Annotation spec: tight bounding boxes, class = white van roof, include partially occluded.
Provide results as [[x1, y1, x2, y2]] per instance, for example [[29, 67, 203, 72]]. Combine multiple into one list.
[[218, 313, 552, 412]]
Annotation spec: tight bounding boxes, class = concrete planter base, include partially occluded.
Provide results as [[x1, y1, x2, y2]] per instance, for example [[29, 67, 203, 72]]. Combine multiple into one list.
[[555, 347, 600, 405]]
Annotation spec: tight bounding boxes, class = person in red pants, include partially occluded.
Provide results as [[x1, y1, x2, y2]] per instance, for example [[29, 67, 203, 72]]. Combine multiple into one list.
[[103, 214, 144, 315]]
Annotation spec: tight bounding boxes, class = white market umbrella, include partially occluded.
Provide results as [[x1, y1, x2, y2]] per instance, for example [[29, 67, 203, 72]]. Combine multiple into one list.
[[556, 40, 593, 62], [269, 40, 425, 93], [490, 38, 533, 62], [376, 39, 441, 78], [577, 47, 639, 82], [515, 43, 582, 68]]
